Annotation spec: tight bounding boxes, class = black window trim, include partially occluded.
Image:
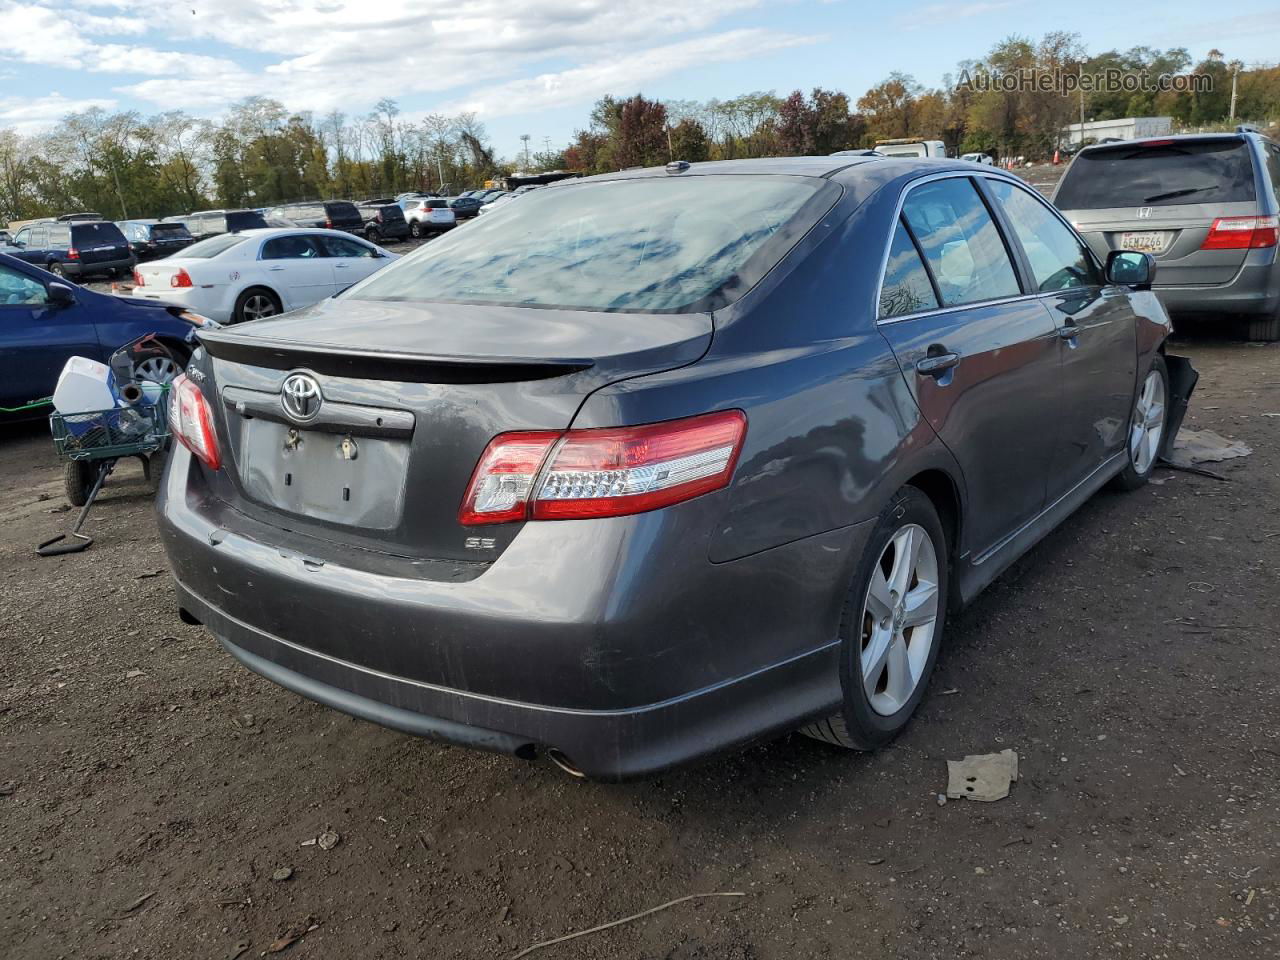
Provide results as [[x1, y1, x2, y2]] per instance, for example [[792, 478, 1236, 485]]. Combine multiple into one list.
[[875, 171, 1036, 325]]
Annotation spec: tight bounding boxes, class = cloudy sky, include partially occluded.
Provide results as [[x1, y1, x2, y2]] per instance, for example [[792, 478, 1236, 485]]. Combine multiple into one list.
[[1, 0, 1278, 155]]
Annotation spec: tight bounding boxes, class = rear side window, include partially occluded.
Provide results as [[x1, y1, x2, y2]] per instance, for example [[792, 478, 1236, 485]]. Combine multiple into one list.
[[902, 178, 1021, 308], [71, 222, 127, 246], [1055, 140, 1257, 210], [1265, 143, 1280, 193], [152, 223, 191, 239], [317, 235, 374, 258], [262, 235, 322, 259], [879, 219, 938, 318], [181, 234, 249, 258], [987, 180, 1101, 292]]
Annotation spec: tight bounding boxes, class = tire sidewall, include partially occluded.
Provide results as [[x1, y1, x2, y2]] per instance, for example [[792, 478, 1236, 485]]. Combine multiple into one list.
[[233, 287, 280, 325], [1117, 354, 1170, 487], [837, 487, 949, 746]]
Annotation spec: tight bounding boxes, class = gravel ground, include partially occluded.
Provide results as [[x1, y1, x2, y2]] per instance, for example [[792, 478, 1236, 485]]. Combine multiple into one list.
[[1, 336, 1278, 960]]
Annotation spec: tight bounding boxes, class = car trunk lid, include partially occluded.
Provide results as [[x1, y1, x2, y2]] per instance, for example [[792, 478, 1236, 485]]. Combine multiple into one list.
[[194, 296, 712, 561]]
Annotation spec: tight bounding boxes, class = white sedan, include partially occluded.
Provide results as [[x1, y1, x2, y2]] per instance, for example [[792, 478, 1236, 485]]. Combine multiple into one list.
[[127, 228, 398, 324]]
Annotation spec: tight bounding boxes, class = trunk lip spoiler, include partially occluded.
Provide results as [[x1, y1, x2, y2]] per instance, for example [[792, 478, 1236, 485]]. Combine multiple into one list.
[[196, 330, 595, 383]]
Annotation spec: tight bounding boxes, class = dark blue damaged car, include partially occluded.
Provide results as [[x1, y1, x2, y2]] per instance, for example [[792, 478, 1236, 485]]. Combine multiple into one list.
[[157, 156, 1195, 779]]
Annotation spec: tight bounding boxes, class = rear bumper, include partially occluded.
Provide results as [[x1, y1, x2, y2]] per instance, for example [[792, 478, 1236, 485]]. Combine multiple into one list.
[[65, 254, 135, 278], [1153, 254, 1280, 318], [157, 447, 866, 779]]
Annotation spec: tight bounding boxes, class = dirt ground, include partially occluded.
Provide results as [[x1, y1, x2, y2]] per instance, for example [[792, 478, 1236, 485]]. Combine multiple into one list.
[[1, 336, 1278, 960]]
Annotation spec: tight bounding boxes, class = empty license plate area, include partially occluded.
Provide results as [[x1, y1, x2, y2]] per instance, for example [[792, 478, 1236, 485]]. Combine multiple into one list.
[[238, 418, 410, 529]]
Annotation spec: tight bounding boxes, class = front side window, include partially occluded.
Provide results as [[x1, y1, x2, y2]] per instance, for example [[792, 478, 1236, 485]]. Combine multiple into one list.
[[262, 235, 322, 260], [13, 228, 30, 246], [879, 218, 938, 318], [348, 175, 835, 312], [902, 178, 1021, 308], [988, 179, 1101, 292], [0, 263, 47, 305]]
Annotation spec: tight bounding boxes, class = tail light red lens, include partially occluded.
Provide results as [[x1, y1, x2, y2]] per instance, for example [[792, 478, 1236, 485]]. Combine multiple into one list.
[[132, 269, 144, 287], [168, 373, 221, 470], [1201, 215, 1279, 250], [67, 247, 79, 260], [459, 411, 747, 526], [170, 269, 193, 288], [324, 219, 333, 228]]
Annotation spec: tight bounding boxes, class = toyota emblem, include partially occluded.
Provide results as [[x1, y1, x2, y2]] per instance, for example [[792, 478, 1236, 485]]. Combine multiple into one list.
[[280, 372, 322, 422]]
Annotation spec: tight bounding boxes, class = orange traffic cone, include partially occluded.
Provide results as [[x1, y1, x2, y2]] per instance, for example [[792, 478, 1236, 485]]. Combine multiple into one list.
[[1053, 149, 1060, 165]]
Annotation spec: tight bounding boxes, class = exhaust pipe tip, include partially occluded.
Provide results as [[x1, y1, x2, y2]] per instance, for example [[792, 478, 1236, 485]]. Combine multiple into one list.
[[546, 748, 587, 779], [119, 382, 144, 405]]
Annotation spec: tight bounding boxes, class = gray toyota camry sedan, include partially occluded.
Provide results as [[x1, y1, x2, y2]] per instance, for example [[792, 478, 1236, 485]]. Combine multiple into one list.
[[159, 156, 1194, 779]]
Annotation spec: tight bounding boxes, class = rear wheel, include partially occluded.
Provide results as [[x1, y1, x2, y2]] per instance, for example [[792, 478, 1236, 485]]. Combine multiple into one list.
[[48, 261, 66, 278], [232, 287, 282, 324], [409, 221, 423, 239], [1110, 355, 1169, 491], [1245, 313, 1280, 342], [365, 225, 381, 243], [801, 486, 948, 751]]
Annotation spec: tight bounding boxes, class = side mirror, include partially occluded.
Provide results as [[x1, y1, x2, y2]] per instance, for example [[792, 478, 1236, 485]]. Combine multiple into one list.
[[1106, 250, 1156, 290], [47, 281, 76, 306]]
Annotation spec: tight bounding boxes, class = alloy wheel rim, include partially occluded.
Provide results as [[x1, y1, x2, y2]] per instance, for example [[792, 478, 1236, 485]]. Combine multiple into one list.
[[1129, 370, 1166, 475], [135, 356, 180, 384], [243, 295, 277, 321], [860, 523, 940, 716]]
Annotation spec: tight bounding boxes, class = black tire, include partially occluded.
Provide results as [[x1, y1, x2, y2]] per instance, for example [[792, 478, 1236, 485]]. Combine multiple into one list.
[[64, 460, 95, 507], [365, 225, 381, 243], [1245, 313, 1280, 342], [1110, 354, 1169, 492], [48, 261, 66, 278], [801, 486, 949, 751], [232, 287, 282, 325], [409, 221, 423, 239]]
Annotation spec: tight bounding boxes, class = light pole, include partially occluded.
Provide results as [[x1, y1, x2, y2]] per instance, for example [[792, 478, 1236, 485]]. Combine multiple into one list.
[[520, 134, 531, 171]]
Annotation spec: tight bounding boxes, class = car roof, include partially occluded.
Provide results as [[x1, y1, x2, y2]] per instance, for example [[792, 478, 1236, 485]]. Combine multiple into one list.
[[233, 227, 374, 239]]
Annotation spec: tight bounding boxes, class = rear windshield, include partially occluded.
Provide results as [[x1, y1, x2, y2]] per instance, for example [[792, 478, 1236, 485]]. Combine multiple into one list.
[[1056, 140, 1257, 210], [226, 211, 268, 231], [347, 176, 834, 312], [378, 205, 405, 221], [70, 222, 126, 244], [181, 234, 249, 258], [151, 223, 191, 238], [325, 202, 361, 219]]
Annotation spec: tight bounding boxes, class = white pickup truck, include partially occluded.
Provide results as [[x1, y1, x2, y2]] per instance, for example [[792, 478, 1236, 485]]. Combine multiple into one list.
[[874, 139, 947, 158]]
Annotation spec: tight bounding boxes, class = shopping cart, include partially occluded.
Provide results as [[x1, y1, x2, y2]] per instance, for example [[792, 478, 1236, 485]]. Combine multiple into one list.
[[37, 396, 170, 556]]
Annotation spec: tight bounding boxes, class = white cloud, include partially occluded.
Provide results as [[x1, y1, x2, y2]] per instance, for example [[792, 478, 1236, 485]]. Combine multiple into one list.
[[445, 29, 821, 117], [900, 1, 1016, 29], [0, 0, 811, 124], [0, 93, 118, 133]]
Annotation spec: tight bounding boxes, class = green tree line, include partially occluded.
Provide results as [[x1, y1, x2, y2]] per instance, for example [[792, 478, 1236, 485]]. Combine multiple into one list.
[[1, 33, 1277, 224]]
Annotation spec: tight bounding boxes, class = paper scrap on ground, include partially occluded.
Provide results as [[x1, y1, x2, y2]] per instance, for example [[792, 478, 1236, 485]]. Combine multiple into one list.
[[1166, 429, 1252, 468], [946, 749, 1019, 802]]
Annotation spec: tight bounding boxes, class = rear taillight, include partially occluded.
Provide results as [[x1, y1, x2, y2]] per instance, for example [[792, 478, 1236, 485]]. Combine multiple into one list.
[[132, 269, 144, 287], [67, 247, 79, 260], [1201, 215, 1279, 250], [459, 411, 747, 526], [324, 219, 333, 228], [168, 373, 220, 470], [171, 269, 193, 288], [375, 211, 384, 222]]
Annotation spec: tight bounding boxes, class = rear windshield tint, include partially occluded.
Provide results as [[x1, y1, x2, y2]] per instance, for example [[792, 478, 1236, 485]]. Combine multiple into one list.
[[347, 175, 835, 312], [1056, 140, 1257, 210], [325, 202, 361, 219], [226, 211, 268, 231], [181, 234, 249, 258], [379, 205, 405, 220], [151, 223, 191, 238], [71, 222, 126, 244]]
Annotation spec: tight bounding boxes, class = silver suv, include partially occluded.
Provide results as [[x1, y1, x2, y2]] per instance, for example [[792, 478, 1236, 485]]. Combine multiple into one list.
[[1054, 131, 1280, 340]]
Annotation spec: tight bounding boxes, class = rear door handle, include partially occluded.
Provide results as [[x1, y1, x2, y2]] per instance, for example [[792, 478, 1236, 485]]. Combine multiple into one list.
[[334, 263, 350, 269], [267, 266, 285, 272], [916, 352, 961, 377]]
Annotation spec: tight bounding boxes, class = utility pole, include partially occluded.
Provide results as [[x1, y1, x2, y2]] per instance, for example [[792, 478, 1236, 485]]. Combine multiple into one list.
[[1078, 62, 1085, 147], [1229, 61, 1242, 121], [520, 134, 531, 171]]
